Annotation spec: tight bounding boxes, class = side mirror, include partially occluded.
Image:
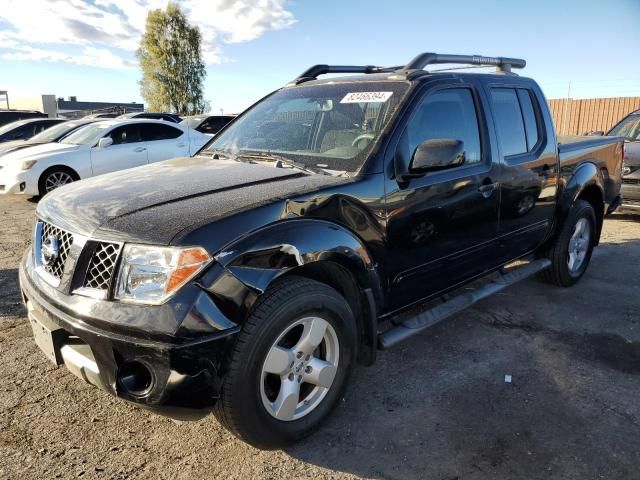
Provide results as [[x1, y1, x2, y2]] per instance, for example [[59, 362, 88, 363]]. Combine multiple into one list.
[[586, 131, 604, 136], [410, 139, 466, 173], [97, 137, 113, 148]]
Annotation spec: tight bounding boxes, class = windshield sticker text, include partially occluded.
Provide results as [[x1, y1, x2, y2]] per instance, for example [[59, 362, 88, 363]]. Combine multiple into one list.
[[340, 92, 393, 104]]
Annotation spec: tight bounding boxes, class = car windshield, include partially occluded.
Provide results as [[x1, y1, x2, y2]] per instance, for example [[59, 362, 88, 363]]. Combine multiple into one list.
[[60, 123, 113, 145], [29, 122, 84, 143], [608, 114, 640, 140], [180, 117, 203, 128], [0, 120, 28, 135], [200, 81, 409, 173]]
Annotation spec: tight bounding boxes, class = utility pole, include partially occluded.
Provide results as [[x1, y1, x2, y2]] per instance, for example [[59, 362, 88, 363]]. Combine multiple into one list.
[[561, 81, 572, 135]]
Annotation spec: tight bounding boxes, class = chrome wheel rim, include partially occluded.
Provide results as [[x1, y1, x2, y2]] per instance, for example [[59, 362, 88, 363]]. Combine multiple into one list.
[[567, 218, 590, 273], [260, 316, 339, 422], [45, 171, 74, 192]]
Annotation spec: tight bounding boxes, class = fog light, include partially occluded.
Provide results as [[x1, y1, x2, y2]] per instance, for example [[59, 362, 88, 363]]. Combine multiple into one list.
[[20, 182, 26, 192], [117, 361, 153, 397]]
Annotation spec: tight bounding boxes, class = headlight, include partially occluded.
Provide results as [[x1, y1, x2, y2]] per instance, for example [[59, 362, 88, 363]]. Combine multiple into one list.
[[115, 244, 211, 305], [21, 160, 37, 170]]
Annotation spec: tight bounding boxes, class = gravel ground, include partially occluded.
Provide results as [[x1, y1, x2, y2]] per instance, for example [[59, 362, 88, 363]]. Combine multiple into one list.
[[1, 195, 639, 480]]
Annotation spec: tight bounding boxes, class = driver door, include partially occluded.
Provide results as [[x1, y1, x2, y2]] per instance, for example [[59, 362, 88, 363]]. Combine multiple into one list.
[[90, 124, 148, 176], [384, 84, 502, 311]]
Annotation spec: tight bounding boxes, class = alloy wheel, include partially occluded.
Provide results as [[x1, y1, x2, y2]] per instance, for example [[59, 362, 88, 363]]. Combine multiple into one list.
[[260, 316, 339, 421]]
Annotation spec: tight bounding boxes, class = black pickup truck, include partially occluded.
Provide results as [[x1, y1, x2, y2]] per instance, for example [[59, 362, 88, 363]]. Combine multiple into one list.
[[19, 53, 624, 449]]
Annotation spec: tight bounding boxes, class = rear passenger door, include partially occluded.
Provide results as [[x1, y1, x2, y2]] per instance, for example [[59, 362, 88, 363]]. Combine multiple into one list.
[[486, 85, 558, 258], [141, 123, 189, 163]]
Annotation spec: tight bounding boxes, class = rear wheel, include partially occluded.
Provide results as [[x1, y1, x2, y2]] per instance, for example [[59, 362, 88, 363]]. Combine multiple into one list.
[[540, 199, 596, 286], [38, 167, 78, 196], [213, 276, 357, 449]]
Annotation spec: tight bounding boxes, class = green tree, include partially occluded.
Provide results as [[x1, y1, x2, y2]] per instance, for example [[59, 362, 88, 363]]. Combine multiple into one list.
[[136, 2, 208, 114]]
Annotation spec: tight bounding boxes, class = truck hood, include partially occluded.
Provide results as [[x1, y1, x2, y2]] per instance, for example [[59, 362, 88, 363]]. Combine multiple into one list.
[[37, 156, 349, 245]]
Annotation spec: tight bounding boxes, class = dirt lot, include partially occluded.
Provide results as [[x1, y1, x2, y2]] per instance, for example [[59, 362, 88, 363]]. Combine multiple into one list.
[[1, 195, 639, 480]]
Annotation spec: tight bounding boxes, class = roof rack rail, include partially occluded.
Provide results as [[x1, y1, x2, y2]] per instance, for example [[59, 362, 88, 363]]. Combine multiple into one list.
[[400, 52, 526, 74], [288, 64, 402, 85], [286, 53, 526, 86]]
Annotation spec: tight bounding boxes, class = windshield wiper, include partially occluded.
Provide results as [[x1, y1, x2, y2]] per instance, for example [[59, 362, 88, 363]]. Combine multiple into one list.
[[238, 152, 324, 175]]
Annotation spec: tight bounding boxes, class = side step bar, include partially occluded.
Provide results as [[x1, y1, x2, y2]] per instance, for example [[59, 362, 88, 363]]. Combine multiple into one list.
[[378, 258, 551, 349]]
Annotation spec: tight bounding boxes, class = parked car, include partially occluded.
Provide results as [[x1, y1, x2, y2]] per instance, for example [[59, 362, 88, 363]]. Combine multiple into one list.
[[0, 118, 65, 143], [602, 109, 640, 212], [0, 118, 99, 156], [0, 119, 209, 195], [19, 53, 623, 449], [118, 112, 182, 123], [0, 109, 47, 127], [180, 114, 236, 135]]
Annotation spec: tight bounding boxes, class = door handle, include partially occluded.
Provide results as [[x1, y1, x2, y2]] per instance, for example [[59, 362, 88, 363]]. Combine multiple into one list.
[[134, 147, 147, 152], [478, 180, 499, 198], [177, 142, 186, 148]]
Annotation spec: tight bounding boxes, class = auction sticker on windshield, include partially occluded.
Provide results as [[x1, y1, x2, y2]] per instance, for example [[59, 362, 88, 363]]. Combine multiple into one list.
[[341, 92, 393, 103]]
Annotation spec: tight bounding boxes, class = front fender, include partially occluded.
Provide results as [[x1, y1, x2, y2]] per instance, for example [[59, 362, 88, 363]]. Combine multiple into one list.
[[198, 218, 382, 322]]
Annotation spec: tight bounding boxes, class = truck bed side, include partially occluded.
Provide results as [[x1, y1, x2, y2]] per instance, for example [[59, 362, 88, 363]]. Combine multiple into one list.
[[558, 134, 624, 208]]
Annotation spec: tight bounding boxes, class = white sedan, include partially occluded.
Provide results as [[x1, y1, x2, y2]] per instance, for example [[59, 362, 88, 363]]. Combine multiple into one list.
[[0, 119, 210, 196]]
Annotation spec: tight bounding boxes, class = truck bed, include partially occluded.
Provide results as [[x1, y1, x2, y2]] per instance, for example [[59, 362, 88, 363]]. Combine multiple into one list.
[[558, 134, 624, 208]]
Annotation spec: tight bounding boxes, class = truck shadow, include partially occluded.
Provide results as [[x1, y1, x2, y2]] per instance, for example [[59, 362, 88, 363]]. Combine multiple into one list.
[[284, 236, 640, 479], [0, 268, 23, 318]]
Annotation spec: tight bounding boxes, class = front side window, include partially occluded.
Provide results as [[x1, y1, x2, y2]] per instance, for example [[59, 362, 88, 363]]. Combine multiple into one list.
[[405, 88, 482, 166], [109, 125, 142, 145], [203, 81, 409, 173]]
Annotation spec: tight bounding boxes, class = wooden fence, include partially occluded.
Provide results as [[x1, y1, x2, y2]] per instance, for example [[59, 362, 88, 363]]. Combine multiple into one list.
[[548, 97, 640, 136]]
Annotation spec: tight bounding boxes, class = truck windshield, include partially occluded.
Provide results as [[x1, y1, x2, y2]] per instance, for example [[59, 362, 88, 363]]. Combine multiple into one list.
[[201, 81, 409, 173]]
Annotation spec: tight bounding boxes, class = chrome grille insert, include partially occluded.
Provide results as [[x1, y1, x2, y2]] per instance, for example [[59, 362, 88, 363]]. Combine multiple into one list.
[[83, 242, 121, 292]]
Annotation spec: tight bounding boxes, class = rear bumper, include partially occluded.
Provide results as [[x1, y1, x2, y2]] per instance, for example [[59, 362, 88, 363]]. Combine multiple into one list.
[[19, 252, 240, 420]]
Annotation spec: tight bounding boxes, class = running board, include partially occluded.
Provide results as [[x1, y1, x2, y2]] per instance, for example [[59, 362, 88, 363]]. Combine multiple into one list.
[[378, 258, 551, 349]]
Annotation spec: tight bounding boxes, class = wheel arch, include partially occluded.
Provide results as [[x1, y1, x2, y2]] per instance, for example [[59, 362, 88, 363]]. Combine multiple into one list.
[[37, 164, 81, 195], [201, 219, 382, 365], [557, 161, 605, 245]]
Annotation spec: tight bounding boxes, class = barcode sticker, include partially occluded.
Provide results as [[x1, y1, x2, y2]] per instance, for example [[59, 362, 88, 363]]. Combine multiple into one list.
[[340, 92, 393, 104]]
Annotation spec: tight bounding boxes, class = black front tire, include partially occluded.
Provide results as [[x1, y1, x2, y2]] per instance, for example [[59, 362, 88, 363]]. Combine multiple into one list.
[[539, 199, 597, 287], [213, 276, 357, 449]]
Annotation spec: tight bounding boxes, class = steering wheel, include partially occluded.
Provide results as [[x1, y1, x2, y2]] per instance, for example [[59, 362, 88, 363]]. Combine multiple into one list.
[[351, 133, 375, 149]]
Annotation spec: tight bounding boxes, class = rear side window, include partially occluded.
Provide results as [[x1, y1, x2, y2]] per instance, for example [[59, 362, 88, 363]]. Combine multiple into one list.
[[109, 125, 143, 144], [406, 88, 482, 165], [490, 88, 527, 156], [141, 123, 183, 141], [491, 87, 542, 157], [517, 89, 539, 149]]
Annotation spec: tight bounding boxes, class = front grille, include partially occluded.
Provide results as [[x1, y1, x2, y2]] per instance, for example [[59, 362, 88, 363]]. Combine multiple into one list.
[[40, 222, 73, 280], [83, 242, 121, 291], [623, 178, 640, 186]]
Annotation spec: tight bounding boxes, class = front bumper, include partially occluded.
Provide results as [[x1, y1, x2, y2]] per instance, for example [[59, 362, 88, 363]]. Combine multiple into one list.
[[19, 250, 240, 420], [0, 170, 28, 195]]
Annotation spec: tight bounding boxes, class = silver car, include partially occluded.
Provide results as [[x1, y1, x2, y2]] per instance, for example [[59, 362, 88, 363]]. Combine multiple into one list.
[[605, 110, 640, 212]]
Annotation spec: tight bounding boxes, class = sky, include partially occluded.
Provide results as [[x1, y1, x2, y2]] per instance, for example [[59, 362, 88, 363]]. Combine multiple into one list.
[[1, 0, 639, 114]]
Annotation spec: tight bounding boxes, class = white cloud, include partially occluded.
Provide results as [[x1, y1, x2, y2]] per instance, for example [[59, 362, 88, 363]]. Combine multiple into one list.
[[0, 0, 296, 69]]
